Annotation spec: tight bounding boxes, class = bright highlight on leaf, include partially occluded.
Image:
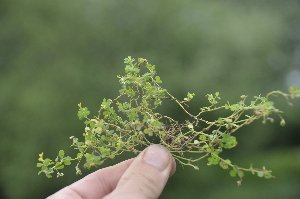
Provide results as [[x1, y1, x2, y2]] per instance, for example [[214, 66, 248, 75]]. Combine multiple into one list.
[[37, 56, 299, 185]]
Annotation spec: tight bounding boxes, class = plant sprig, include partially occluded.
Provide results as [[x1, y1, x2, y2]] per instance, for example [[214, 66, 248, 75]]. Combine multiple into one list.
[[37, 56, 300, 185]]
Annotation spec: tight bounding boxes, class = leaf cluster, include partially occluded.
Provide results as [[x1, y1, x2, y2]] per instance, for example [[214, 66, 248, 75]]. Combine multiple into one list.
[[37, 56, 300, 185]]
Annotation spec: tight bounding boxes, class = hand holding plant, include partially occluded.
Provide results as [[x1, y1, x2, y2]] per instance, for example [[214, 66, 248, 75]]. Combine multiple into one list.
[[37, 56, 300, 186]]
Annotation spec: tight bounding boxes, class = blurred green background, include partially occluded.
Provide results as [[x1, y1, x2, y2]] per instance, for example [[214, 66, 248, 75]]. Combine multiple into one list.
[[1, 0, 300, 198]]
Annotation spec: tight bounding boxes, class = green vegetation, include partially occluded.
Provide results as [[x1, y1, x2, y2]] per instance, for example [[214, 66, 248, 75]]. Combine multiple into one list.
[[37, 57, 300, 185]]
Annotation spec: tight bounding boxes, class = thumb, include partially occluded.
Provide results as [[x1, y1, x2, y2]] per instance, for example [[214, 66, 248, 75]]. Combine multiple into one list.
[[103, 144, 176, 199]]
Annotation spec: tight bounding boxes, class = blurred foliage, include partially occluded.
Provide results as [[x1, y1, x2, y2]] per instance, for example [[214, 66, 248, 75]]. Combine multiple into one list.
[[0, 0, 300, 198]]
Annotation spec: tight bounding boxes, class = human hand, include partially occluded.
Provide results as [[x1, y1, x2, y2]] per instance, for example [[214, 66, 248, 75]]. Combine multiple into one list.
[[47, 144, 176, 199]]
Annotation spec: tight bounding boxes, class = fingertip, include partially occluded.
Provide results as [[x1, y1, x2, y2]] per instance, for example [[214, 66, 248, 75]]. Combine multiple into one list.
[[104, 144, 175, 199], [143, 144, 171, 171], [142, 144, 176, 178]]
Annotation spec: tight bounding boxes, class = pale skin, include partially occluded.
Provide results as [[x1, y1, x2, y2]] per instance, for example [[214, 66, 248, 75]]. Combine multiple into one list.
[[47, 144, 176, 199]]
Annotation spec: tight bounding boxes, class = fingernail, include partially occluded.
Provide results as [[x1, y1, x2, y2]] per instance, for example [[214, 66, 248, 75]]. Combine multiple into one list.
[[143, 144, 169, 171]]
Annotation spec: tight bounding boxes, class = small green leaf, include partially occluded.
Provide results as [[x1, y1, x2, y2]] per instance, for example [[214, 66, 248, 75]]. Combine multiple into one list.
[[144, 128, 153, 136], [221, 134, 238, 149], [159, 131, 166, 137], [125, 65, 140, 74], [77, 107, 90, 120], [199, 135, 206, 141], [230, 170, 237, 177], [224, 104, 230, 109], [217, 117, 223, 124], [77, 153, 83, 159], [146, 64, 155, 70], [58, 150, 64, 158], [138, 58, 147, 63], [230, 104, 243, 111], [263, 170, 273, 179], [224, 118, 232, 123], [289, 85, 300, 98], [219, 159, 231, 169], [119, 88, 125, 94], [219, 161, 228, 169], [125, 87, 136, 97], [99, 147, 111, 157], [155, 76, 162, 83], [124, 56, 131, 63], [55, 162, 61, 167], [257, 171, 264, 177], [36, 163, 43, 167], [151, 120, 161, 127], [224, 159, 231, 164], [187, 92, 195, 99], [207, 155, 220, 165], [63, 156, 72, 165], [43, 158, 53, 166], [238, 170, 244, 178], [56, 165, 65, 169], [108, 154, 115, 159]]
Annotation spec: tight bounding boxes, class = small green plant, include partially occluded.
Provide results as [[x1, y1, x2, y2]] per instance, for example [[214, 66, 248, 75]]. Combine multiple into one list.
[[37, 56, 300, 185]]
